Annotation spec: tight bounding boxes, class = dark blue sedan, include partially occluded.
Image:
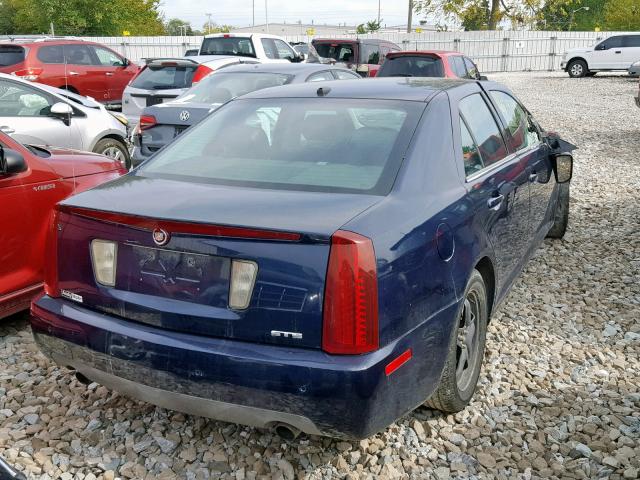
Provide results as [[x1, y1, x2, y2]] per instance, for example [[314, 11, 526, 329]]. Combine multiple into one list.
[[31, 78, 574, 439]]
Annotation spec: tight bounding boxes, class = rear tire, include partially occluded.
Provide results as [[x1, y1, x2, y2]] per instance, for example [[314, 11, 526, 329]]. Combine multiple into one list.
[[547, 183, 570, 239], [93, 138, 131, 170], [567, 60, 588, 78], [426, 270, 488, 413]]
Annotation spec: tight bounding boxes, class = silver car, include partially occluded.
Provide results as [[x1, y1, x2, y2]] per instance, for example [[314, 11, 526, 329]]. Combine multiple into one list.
[[122, 56, 258, 126], [0, 73, 130, 168]]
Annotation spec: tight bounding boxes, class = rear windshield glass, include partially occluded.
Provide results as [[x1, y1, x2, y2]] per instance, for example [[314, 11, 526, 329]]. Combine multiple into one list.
[[313, 42, 357, 63], [177, 72, 292, 104], [0, 46, 25, 67], [140, 98, 424, 195], [378, 56, 445, 77], [200, 37, 256, 57], [131, 64, 198, 90]]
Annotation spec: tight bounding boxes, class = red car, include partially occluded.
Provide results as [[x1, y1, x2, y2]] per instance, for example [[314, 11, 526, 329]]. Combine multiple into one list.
[[311, 38, 400, 77], [0, 133, 125, 319], [0, 39, 139, 105], [377, 50, 484, 80]]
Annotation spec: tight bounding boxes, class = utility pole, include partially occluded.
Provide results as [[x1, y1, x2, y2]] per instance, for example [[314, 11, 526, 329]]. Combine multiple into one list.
[[252, 0, 255, 26], [407, 0, 413, 33], [378, 0, 381, 23], [206, 13, 213, 34], [265, 0, 269, 32]]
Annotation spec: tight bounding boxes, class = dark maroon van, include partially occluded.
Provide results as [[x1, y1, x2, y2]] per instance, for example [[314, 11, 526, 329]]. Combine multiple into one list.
[[311, 38, 400, 77]]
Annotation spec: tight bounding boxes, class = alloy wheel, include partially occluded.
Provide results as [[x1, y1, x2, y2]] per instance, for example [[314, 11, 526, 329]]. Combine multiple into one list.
[[570, 63, 583, 77], [102, 146, 126, 167], [455, 291, 481, 392]]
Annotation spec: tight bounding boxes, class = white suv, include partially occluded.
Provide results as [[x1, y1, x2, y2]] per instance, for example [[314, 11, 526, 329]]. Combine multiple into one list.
[[199, 33, 304, 64], [561, 34, 640, 77]]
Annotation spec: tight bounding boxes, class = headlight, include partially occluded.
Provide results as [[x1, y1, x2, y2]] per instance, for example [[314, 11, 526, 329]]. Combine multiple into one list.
[[91, 240, 117, 286], [110, 112, 129, 127], [229, 260, 258, 309]]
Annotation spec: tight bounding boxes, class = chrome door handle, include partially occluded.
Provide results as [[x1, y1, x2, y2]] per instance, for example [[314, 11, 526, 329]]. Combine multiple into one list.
[[0, 126, 15, 134], [105, 72, 114, 76], [528, 172, 538, 182], [487, 194, 504, 210], [68, 71, 79, 76]]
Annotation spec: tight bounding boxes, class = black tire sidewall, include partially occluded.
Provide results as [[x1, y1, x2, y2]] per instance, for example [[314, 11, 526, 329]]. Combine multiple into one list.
[[94, 138, 130, 170]]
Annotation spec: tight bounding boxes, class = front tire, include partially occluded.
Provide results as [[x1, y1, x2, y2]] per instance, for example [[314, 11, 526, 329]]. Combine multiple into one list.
[[93, 138, 131, 170], [567, 59, 588, 78], [426, 270, 488, 413], [547, 183, 570, 239]]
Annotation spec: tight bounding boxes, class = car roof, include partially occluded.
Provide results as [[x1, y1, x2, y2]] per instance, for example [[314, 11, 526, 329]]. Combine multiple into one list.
[[388, 50, 461, 58], [241, 77, 472, 102], [212, 63, 355, 75], [0, 38, 96, 46]]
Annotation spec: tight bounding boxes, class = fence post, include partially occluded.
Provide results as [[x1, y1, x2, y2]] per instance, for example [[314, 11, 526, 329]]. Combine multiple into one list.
[[453, 38, 460, 52], [501, 36, 510, 72], [548, 35, 556, 71]]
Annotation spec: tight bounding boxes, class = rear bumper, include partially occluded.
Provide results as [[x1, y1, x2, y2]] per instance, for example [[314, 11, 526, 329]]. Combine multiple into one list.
[[31, 295, 459, 439]]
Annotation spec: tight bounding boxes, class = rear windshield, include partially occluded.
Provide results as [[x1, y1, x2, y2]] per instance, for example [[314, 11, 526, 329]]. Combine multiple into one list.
[[140, 98, 424, 195], [0, 46, 26, 67], [177, 72, 292, 104], [378, 55, 445, 78], [131, 64, 198, 90], [200, 37, 256, 57], [313, 42, 357, 63]]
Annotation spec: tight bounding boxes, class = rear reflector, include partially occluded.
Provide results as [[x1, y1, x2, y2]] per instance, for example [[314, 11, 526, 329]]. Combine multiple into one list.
[[322, 230, 378, 355], [138, 114, 157, 131], [192, 64, 214, 84], [43, 208, 60, 297], [385, 349, 412, 376], [59, 206, 302, 242], [229, 260, 258, 309]]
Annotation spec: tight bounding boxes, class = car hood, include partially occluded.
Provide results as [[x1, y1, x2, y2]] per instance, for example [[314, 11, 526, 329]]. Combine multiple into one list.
[[144, 102, 221, 126], [37, 146, 124, 178], [61, 173, 383, 238]]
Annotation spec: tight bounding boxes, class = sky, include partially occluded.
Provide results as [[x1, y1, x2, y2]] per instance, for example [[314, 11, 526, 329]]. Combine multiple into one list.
[[160, 0, 414, 29]]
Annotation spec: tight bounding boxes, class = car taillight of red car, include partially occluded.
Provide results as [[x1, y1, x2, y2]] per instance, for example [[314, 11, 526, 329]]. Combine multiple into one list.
[[11, 67, 43, 81]]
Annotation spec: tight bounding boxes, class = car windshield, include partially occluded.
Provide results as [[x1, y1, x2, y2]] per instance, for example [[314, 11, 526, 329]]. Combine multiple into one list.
[[131, 63, 198, 90], [200, 37, 256, 57], [140, 98, 424, 194], [313, 42, 357, 63], [176, 72, 293, 105], [0, 46, 25, 67], [379, 56, 445, 77]]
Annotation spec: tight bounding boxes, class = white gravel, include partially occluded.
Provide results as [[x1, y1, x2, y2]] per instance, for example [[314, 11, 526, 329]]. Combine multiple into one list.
[[1, 72, 639, 480]]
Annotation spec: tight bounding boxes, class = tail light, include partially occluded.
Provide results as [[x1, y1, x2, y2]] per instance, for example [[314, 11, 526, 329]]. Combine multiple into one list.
[[192, 64, 214, 84], [322, 230, 378, 354], [138, 114, 157, 131], [43, 208, 60, 297], [90, 240, 118, 286], [229, 260, 258, 309], [11, 67, 43, 81]]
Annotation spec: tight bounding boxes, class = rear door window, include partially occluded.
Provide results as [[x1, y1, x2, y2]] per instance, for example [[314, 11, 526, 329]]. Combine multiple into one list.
[[489, 91, 540, 152], [62, 44, 93, 65], [130, 63, 198, 90], [460, 117, 484, 177], [459, 93, 508, 169], [0, 46, 26, 67], [624, 35, 640, 47], [37, 45, 63, 64], [361, 44, 380, 64], [378, 55, 445, 77], [313, 42, 356, 63]]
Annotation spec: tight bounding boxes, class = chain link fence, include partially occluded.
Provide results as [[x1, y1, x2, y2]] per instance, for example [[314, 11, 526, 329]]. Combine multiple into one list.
[[77, 31, 637, 73]]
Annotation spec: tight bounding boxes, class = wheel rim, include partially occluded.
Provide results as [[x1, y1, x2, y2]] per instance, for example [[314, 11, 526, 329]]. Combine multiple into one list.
[[570, 64, 583, 76], [455, 290, 481, 392], [102, 146, 126, 167]]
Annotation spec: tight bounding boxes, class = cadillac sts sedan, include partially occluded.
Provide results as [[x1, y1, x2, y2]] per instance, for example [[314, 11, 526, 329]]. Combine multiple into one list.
[[31, 78, 574, 439]]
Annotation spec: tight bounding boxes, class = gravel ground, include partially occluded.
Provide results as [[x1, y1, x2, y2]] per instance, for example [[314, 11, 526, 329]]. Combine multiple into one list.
[[1, 72, 639, 480]]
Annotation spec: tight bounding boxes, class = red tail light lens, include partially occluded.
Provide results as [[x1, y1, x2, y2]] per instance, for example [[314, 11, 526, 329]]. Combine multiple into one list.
[[192, 64, 214, 84], [43, 208, 60, 298], [322, 230, 379, 354], [138, 114, 157, 131], [11, 68, 43, 81]]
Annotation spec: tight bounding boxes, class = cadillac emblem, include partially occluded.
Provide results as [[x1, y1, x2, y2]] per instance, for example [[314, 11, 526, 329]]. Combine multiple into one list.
[[152, 228, 170, 246], [179, 110, 190, 122]]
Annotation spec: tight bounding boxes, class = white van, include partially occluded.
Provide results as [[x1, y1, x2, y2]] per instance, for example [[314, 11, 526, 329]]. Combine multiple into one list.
[[561, 34, 640, 77], [198, 33, 304, 64]]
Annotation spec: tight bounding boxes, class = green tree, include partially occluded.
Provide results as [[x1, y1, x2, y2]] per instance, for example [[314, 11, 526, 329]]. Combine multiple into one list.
[[365, 19, 383, 32], [8, 0, 164, 35], [356, 23, 367, 34], [604, 0, 640, 30], [165, 18, 193, 36], [538, 0, 606, 31]]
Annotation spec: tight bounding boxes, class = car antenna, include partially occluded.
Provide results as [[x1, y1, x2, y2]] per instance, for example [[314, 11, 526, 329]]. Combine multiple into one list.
[[316, 87, 331, 97]]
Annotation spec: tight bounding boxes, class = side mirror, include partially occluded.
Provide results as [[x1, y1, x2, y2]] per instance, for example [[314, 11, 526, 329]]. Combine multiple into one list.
[[0, 147, 27, 175], [553, 153, 573, 183], [596, 43, 606, 51], [50, 102, 73, 125]]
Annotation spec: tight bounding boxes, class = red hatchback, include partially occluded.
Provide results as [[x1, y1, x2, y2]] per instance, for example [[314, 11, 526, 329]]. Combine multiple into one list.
[[0, 39, 139, 105], [0, 133, 125, 319], [378, 50, 484, 80]]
